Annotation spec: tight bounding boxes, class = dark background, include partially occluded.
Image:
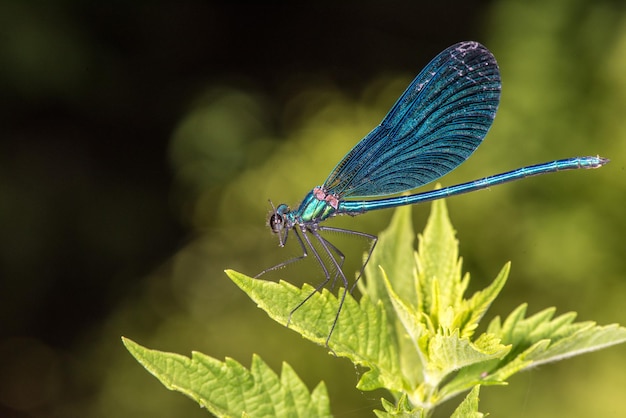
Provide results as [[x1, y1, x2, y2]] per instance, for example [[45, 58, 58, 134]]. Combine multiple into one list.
[[1, 1, 625, 417]]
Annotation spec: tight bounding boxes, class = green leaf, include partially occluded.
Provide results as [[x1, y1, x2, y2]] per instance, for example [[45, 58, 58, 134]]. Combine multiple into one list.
[[450, 385, 483, 418], [374, 394, 426, 418], [374, 200, 511, 408], [459, 262, 510, 338], [414, 197, 465, 319], [360, 205, 422, 389], [225, 271, 404, 392], [381, 265, 509, 399], [485, 304, 626, 380], [361, 202, 417, 314], [227, 198, 626, 416], [122, 337, 331, 418]]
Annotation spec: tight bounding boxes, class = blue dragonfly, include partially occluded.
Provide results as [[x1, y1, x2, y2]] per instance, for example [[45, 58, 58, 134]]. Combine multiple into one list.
[[257, 41, 607, 346]]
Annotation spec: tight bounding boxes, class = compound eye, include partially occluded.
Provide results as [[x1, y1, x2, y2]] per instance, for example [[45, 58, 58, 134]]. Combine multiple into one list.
[[269, 213, 284, 233]]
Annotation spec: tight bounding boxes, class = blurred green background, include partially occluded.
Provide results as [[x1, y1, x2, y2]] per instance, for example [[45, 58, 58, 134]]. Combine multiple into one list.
[[1, 1, 625, 417]]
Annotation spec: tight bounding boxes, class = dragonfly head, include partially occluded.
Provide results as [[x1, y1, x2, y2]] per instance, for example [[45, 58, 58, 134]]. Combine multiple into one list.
[[268, 202, 291, 246]]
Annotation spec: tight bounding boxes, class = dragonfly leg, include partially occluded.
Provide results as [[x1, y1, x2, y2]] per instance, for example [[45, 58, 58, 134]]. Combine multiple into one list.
[[353, 234, 377, 292], [254, 229, 307, 278], [318, 226, 377, 292], [315, 234, 346, 292], [307, 228, 348, 348], [286, 229, 333, 327], [259, 225, 376, 348]]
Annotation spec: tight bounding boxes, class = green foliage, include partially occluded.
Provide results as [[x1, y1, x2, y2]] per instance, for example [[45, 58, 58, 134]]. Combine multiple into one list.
[[125, 200, 626, 416], [122, 337, 331, 418], [449, 386, 483, 418]]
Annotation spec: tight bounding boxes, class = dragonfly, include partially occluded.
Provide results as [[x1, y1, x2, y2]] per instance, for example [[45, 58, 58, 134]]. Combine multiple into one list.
[[256, 41, 608, 346]]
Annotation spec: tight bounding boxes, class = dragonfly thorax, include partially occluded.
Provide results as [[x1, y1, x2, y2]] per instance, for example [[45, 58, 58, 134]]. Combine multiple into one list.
[[294, 188, 340, 225]]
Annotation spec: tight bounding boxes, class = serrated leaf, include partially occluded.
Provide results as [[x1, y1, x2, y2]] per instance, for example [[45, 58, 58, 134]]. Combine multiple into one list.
[[427, 332, 509, 376], [530, 323, 626, 365], [362, 204, 417, 312], [225, 271, 404, 392], [227, 198, 626, 417], [362, 205, 424, 388], [374, 394, 426, 418], [486, 304, 626, 375], [450, 385, 483, 418], [374, 200, 511, 408], [441, 303, 626, 400], [122, 337, 331, 418], [381, 266, 426, 352], [456, 262, 510, 338], [415, 198, 465, 318]]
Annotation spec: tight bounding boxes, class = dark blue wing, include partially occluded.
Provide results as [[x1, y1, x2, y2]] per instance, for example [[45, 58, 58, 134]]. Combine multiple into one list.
[[323, 41, 501, 198]]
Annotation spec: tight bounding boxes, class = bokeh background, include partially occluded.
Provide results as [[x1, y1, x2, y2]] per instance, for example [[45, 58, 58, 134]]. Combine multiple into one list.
[[1, 1, 625, 417]]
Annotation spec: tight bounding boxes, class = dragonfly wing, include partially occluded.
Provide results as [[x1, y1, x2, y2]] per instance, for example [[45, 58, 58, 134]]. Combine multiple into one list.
[[323, 41, 501, 198]]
